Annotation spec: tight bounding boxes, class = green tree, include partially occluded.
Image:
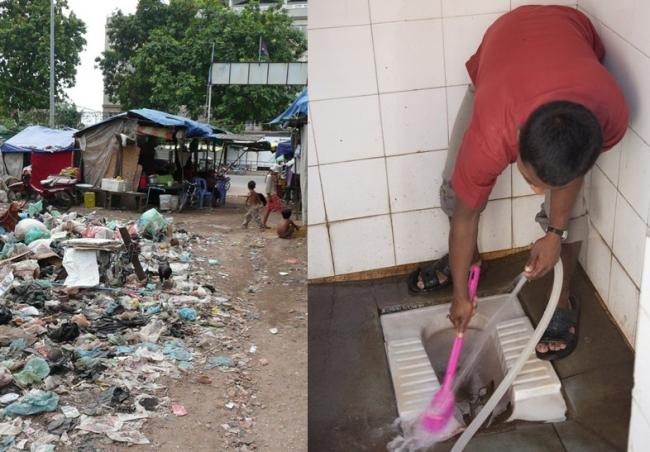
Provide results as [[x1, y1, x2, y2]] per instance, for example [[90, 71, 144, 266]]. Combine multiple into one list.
[[97, 0, 306, 128], [0, 0, 87, 115]]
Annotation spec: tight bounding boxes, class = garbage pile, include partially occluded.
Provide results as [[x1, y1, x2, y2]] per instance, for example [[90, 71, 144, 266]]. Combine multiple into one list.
[[0, 202, 259, 450]]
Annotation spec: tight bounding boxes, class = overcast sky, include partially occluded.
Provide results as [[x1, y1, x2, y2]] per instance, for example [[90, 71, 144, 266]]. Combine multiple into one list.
[[64, 0, 138, 114]]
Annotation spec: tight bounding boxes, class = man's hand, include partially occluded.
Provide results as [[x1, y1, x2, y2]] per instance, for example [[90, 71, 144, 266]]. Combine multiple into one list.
[[449, 296, 476, 333], [524, 233, 562, 280]]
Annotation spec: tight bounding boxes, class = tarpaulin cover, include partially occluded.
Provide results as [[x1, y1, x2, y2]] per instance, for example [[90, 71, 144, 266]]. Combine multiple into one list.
[[269, 88, 308, 125], [30, 151, 74, 191], [275, 140, 293, 159], [0, 126, 77, 154], [128, 109, 213, 138]]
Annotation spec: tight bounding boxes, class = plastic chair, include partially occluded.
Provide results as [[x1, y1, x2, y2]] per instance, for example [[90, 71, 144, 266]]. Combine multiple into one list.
[[212, 179, 228, 207], [193, 177, 213, 208]]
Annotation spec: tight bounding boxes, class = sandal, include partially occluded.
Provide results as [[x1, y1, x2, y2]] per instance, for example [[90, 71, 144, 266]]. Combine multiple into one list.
[[408, 254, 453, 295], [535, 295, 580, 361]]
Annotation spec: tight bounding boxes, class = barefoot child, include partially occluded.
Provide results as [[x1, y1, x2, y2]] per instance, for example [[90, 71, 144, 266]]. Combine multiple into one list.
[[277, 208, 300, 239], [262, 165, 283, 229], [242, 181, 264, 229]]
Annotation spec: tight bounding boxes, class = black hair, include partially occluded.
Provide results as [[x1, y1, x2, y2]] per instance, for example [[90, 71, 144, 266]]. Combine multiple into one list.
[[247, 181, 256, 190], [281, 208, 292, 219], [519, 101, 603, 186]]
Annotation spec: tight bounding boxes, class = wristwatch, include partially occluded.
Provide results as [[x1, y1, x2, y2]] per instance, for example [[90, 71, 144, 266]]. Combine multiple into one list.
[[546, 225, 568, 241]]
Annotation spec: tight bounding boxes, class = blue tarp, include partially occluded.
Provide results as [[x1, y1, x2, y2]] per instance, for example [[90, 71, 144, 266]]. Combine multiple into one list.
[[269, 88, 308, 125], [128, 108, 213, 138], [275, 140, 293, 159], [0, 125, 77, 154]]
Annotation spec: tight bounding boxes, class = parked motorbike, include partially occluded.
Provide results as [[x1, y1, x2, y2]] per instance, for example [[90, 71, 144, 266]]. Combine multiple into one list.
[[7, 166, 78, 211]]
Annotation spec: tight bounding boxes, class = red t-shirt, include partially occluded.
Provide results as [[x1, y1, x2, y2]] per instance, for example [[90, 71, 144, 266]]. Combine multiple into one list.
[[452, 5, 629, 209]]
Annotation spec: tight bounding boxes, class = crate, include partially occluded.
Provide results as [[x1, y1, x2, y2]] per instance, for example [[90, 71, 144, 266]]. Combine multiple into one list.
[[101, 178, 126, 192]]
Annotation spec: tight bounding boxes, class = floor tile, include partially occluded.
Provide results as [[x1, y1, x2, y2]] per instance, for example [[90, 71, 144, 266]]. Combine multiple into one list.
[[554, 420, 621, 452]]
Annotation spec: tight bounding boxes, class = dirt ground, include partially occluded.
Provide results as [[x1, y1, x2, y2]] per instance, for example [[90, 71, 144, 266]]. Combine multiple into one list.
[[87, 197, 307, 451]]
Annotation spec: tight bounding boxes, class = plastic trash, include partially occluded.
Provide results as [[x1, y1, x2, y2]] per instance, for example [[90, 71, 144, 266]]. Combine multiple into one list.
[[163, 340, 192, 367], [14, 219, 47, 241], [0, 306, 12, 324], [171, 404, 187, 416], [24, 228, 50, 245], [0, 368, 13, 388], [204, 356, 234, 370], [14, 357, 50, 387], [4, 390, 59, 416], [138, 209, 168, 240], [0, 393, 19, 405], [177, 307, 196, 321], [48, 322, 80, 343], [27, 201, 43, 218], [60, 405, 80, 418]]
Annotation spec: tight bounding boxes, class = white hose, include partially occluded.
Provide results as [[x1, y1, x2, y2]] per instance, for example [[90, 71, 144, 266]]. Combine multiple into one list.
[[450, 260, 564, 452]]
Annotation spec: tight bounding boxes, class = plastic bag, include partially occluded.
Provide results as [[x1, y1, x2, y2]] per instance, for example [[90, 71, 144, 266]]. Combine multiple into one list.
[[14, 357, 50, 387], [24, 228, 50, 245], [138, 209, 168, 240], [27, 201, 43, 218], [14, 219, 47, 241], [3, 390, 59, 416], [177, 308, 196, 321]]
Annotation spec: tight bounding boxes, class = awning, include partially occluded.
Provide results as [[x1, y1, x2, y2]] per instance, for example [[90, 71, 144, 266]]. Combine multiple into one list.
[[128, 108, 213, 138], [269, 88, 308, 125], [1, 125, 77, 153]]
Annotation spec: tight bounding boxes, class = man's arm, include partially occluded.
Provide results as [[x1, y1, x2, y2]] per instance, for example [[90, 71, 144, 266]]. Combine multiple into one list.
[[524, 177, 583, 279], [448, 198, 482, 332]]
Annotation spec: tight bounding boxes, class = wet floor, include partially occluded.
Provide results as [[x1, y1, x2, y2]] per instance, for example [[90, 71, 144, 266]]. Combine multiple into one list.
[[308, 252, 633, 451]]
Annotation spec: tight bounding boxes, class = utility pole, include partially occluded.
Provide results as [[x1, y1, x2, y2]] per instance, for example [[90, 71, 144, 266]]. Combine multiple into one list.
[[49, 0, 55, 128], [206, 43, 215, 122]]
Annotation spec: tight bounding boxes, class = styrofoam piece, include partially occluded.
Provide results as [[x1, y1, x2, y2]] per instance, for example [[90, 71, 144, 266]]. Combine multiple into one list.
[[381, 294, 566, 424]]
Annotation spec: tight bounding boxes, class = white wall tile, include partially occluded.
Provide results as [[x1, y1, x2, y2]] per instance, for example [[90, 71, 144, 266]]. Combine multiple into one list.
[[608, 258, 640, 345], [308, 0, 369, 29], [629, 399, 650, 452], [386, 151, 447, 212], [489, 165, 512, 200], [579, 0, 650, 58], [307, 167, 326, 225], [512, 0, 576, 7], [512, 195, 544, 248], [380, 88, 448, 156], [633, 307, 650, 420], [512, 163, 537, 197], [613, 193, 647, 287], [372, 20, 445, 93], [308, 224, 334, 279], [310, 96, 384, 165], [596, 139, 621, 186], [619, 129, 650, 221], [586, 222, 612, 304], [369, 0, 441, 23], [639, 235, 650, 315], [443, 14, 502, 86], [441, 0, 509, 17], [589, 166, 617, 247], [446, 85, 469, 141], [478, 199, 512, 253], [329, 215, 395, 274], [392, 209, 449, 265], [309, 26, 377, 101], [599, 25, 650, 146], [307, 120, 318, 167], [319, 158, 390, 222]]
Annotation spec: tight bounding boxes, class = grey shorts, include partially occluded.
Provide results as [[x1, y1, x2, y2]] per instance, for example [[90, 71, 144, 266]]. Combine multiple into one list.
[[439, 85, 587, 244]]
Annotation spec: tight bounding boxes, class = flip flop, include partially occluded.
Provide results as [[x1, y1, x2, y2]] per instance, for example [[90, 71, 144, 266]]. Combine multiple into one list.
[[535, 294, 580, 361], [408, 254, 453, 296]]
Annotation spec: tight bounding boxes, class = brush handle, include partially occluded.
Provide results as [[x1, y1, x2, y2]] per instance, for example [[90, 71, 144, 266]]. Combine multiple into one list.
[[442, 334, 464, 391]]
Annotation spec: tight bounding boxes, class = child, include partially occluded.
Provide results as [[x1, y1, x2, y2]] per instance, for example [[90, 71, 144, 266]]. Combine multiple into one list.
[[262, 165, 283, 229], [242, 181, 264, 229], [277, 208, 300, 239]]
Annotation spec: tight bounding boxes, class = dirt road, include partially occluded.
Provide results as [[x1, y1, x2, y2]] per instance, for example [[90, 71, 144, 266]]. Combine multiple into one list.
[[93, 198, 307, 451]]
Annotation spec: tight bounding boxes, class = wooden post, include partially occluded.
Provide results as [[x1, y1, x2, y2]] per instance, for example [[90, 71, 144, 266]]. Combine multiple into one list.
[[119, 227, 145, 280]]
